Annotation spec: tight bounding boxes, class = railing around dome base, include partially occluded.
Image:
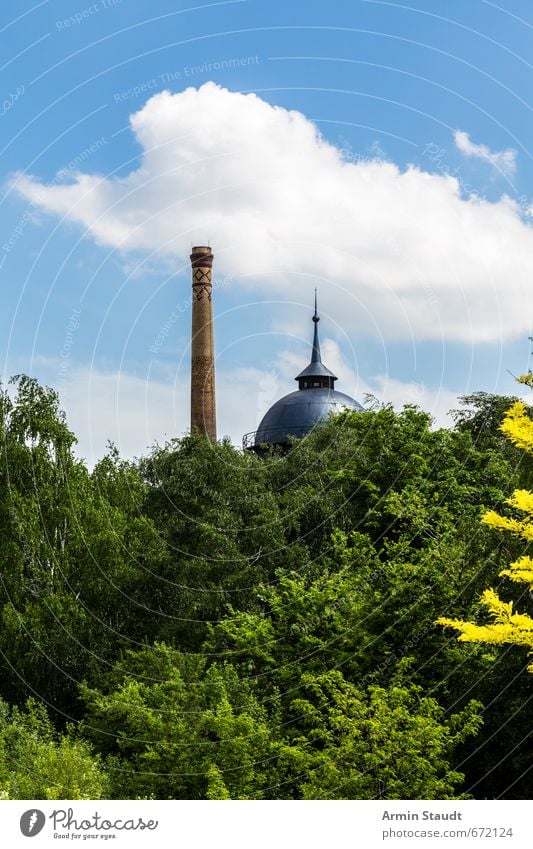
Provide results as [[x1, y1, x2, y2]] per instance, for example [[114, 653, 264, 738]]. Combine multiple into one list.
[[242, 425, 316, 450]]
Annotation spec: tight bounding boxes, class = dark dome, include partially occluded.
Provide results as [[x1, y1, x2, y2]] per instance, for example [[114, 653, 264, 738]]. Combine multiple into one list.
[[242, 291, 363, 451], [251, 387, 362, 447]]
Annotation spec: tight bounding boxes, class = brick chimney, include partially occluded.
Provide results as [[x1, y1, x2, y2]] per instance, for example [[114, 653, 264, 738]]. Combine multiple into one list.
[[190, 246, 216, 440]]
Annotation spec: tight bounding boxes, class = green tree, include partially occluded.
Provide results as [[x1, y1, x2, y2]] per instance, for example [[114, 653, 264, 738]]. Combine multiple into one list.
[[290, 670, 481, 800], [0, 376, 530, 799], [138, 434, 295, 646], [0, 698, 108, 799], [0, 378, 165, 715], [439, 397, 533, 671], [82, 643, 283, 800], [81, 644, 481, 800]]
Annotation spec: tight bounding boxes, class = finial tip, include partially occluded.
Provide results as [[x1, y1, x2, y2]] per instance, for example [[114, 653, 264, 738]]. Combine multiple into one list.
[[313, 288, 319, 322]]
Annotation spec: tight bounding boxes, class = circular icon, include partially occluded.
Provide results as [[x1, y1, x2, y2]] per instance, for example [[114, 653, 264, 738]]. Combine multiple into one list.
[[20, 810, 46, 837]]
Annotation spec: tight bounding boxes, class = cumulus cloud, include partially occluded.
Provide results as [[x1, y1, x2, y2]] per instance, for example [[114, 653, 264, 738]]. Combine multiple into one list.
[[21, 364, 290, 466], [12, 83, 533, 343], [367, 374, 458, 428], [42, 353, 455, 466], [22, 359, 273, 467], [454, 129, 517, 176]]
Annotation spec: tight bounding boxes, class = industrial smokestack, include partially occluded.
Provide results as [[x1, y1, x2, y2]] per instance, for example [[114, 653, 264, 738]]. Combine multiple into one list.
[[190, 245, 217, 440]]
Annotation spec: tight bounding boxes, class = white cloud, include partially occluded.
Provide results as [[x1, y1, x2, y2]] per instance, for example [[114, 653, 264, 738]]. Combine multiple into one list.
[[12, 83, 533, 344], [60, 363, 458, 465], [454, 129, 517, 176], [309, 338, 457, 427], [24, 358, 293, 467], [367, 374, 458, 427], [21, 340, 459, 467]]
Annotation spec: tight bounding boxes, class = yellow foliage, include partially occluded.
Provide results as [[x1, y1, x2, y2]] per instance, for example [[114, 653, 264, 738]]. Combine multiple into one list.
[[481, 512, 524, 535], [499, 401, 533, 453], [438, 382, 533, 672], [500, 555, 533, 585], [507, 489, 533, 514], [516, 372, 533, 389]]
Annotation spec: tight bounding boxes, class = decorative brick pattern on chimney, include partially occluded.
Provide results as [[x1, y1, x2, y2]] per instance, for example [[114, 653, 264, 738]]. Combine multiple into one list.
[[190, 246, 217, 440]]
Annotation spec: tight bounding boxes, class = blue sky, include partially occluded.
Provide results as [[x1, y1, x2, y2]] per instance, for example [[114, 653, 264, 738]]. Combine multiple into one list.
[[1, 0, 533, 463]]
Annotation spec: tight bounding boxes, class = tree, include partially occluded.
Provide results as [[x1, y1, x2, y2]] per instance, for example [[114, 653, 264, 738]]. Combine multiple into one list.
[[81, 643, 284, 800], [289, 669, 481, 800], [0, 375, 530, 799], [451, 391, 533, 488], [0, 379, 165, 716], [0, 698, 108, 799], [137, 434, 294, 646], [438, 398, 533, 671], [81, 644, 481, 800]]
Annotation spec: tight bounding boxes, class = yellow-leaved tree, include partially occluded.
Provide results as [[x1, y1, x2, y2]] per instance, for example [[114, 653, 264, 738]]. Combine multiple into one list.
[[438, 379, 533, 672]]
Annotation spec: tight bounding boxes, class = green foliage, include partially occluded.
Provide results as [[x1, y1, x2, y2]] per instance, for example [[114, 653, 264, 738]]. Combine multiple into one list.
[[82, 644, 282, 800], [291, 670, 481, 800], [137, 433, 303, 646], [0, 377, 530, 799], [0, 379, 165, 714], [451, 392, 533, 488], [0, 698, 108, 799], [81, 645, 481, 800]]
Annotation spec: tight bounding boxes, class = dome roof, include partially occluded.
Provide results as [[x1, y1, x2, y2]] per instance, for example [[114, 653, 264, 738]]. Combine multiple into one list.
[[250, 387, 362, 447], [243, 291, 363, 450]]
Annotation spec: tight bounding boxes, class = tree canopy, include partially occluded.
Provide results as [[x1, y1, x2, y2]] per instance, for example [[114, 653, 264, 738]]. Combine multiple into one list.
[[0, 377, 531, 800], [439, 397, 533, 673]]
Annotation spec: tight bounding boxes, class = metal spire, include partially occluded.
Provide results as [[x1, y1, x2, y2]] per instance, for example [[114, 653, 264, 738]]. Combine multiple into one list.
[[294, 289, 337, 384], [311, 288, 321, 363]]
